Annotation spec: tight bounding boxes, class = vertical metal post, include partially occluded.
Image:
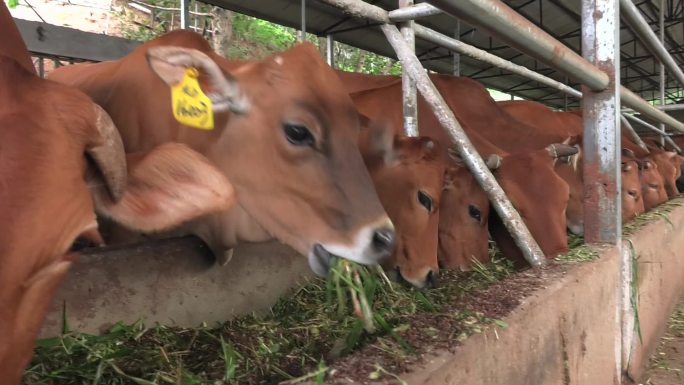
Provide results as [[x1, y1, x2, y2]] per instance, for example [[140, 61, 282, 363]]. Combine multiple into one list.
[[326, 34, 335, 67], [582, 0, 623, 375], [564, 76, 569, 110], [581, 0, 621, 244], [452, 20, 460, 76], [659, 0, 666, 146], [38, 57, 44, 78], [300, 0, 306, 42], [399, 0, 419, 136], [180, 0, 189, 29]]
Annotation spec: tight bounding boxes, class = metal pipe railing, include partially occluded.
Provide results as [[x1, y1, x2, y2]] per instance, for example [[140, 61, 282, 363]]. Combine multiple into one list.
[[380, 23, 546, 266], [388, 2, 441, 22], [620, 115, 650, 153], [621, 87, 684, 132], [623, 113, 683, 153], [425, 0, 609, 91], [620, 0, 684, 89]]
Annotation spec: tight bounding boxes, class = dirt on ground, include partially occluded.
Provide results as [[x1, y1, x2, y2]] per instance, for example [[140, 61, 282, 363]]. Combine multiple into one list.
[[638, 295, 684, 385]]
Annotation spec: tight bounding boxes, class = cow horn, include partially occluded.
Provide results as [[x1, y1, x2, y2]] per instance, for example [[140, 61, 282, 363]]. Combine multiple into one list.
[[546, 143, 579, 158], [86, 104, 127, 202], [146, 46, 249, 114], [485, 154, 502, 170]]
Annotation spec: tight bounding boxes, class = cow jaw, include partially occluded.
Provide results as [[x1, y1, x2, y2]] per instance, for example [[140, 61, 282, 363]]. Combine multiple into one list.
[[307, 218, 395, 276]]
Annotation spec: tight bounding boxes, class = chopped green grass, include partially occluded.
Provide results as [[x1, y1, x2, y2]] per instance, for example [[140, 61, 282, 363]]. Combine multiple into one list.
[[26, 198, 684, 384], [25, 255, 515, 385]]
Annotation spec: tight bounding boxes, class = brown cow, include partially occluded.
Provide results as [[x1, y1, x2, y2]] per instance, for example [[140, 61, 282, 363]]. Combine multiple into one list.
[[344, 76, 574, 268], [359, 118, 445, 288], [49, 30, 395, 276], [498, 100, 657, 225], [1, 4, 235, 381]]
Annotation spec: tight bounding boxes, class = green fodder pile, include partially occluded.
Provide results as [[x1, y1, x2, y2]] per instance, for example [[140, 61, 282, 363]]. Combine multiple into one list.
[[28, 195, 684, 385], [24, 254, 518, 385]]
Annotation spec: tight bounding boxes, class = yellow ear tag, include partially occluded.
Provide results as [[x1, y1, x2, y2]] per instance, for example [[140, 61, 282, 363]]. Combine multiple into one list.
[[171, 68, 214, 130]]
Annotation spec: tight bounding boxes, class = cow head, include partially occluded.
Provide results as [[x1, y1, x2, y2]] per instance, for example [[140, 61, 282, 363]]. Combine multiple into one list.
[[486, 144, 575, 267], [553, 143, 584, 235], [649, 149, 681, 198], [621, 159, 646, 220], [438, 153, 492, 271], [359, 121, 445, 288], [145, 41, 395, 275]]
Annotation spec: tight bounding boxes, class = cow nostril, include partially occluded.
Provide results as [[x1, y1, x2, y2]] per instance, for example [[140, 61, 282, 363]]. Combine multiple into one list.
[[628, 189, 639, 199], [372, 227, 395, 253], [425, 270, 438, 289]]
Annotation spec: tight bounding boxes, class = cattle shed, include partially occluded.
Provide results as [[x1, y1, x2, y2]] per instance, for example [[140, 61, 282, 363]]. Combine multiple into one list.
[[9, 0, 684, 384]]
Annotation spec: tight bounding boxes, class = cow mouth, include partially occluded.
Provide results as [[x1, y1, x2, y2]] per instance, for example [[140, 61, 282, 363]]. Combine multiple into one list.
[[308, 244, 334, 277]]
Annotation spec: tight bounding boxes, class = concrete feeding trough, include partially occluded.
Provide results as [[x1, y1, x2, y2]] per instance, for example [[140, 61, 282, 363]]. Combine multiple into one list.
[[38, 202, 684, 384], [39, 238, 313, 338]]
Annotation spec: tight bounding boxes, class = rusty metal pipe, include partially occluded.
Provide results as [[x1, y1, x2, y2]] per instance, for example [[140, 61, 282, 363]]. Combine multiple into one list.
[[388, 2, 441, 21], [621, 87, 684, 132], [425, 0, 609, 91], [413, 24, 583, 98], [381, 23, 546, 267], [621, 0, 684, 89]]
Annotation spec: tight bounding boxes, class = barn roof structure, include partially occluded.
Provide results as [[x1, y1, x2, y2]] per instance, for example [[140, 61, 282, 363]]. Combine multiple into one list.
[[201, 0, 684, 109]]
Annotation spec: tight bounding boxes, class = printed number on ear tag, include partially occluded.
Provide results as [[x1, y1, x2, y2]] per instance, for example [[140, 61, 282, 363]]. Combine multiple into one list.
[[171, 68, 214, 130]]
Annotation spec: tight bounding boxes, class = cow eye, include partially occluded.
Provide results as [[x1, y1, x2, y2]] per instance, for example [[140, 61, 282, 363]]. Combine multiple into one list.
[[468, 204, 481, 222], [417, 191, 433, 212], [283, 123, 315, 146]]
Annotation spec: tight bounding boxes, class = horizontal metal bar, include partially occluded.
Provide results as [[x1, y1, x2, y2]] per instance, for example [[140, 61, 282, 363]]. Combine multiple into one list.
[[381, 22, 546, 267], [620, 114, 650, 153], [388, 2, 441, 22], [425, 0, 609, 91], [623, 112, 670, 136], [316, 0, 389, 23], [621, 87, 684, 132], [412, 25, 583, 98], [654, 104, 684, 111], [620, 0, 684, 89]]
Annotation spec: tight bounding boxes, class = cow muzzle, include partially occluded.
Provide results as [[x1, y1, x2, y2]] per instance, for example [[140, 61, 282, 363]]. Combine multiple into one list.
[[307, 219, 396, 276]]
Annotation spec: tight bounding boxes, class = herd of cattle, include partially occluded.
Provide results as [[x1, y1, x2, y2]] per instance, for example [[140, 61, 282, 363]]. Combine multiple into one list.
[[3, 2, 684, 382]]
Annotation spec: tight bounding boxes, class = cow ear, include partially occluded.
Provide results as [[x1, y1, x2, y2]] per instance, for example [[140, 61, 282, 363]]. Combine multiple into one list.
[[447, 148, 465, 166], [93, 143, 235, 232], [146, 46, 249, 114]]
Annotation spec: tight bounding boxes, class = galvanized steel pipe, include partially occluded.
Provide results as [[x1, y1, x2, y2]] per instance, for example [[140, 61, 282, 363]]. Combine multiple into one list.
[[399, 0, 419, 136], [622, 114, 684, 155], [180, 0, 190, 29], [620, 0, 684, 89], [326, 34, 335, 67], [619, 115, 650, 153], [388, 2, 441, 22], [621, 87, 684, 132], [581, 0, 621, 245], [413, 24, 583, 98], [425, 0, 610, 91], [380, 23, 546, 267]]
